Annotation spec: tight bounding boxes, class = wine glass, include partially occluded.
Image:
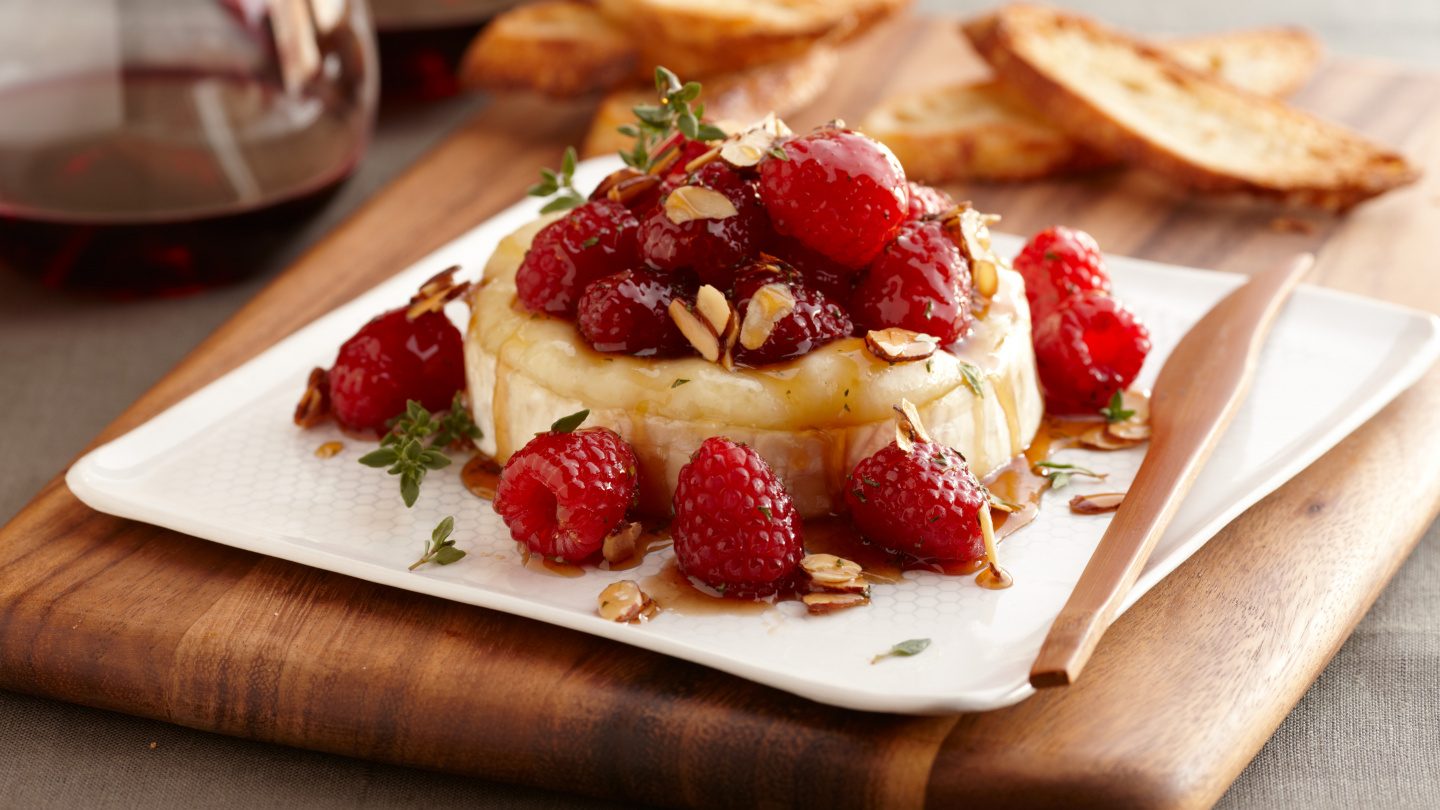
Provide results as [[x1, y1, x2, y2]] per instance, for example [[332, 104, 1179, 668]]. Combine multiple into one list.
[[0, 0, 378, 296]]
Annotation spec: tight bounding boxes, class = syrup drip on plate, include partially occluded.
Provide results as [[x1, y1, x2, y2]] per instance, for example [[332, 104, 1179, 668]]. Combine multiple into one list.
[[460, 451, 504, 500]]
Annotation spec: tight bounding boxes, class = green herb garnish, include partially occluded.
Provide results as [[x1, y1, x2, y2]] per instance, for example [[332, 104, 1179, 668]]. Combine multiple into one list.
[[528, 145, 585, 214], [549, 409, 590, 434], [359, 400, 455, 507], [408, 516, 466, 570], [620, 67, 727, 171], [429, 391, 483, 450], [671, 378, 690, 388], [1034, 460, 1106, 490], [872, 638, 931, 664], [958, 362, 985, 396], [1101, 390, 1135, 423]]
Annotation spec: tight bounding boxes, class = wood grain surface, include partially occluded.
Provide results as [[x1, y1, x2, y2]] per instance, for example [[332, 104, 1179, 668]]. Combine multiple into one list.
[[3, 16, 1440, 809]]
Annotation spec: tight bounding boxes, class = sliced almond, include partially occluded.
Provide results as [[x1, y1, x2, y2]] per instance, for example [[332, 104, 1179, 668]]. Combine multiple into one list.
[[1070, 492, 1126, 515], [1106, 389, 1152, 441], [669, 300, 721, 362], [695, 284, 733, 334], [597, 580, 657, 623], [602, 521, 644, 565], [664, 185, 738, 224], [802, 592, 870, 615], [684, 145, 722, 174], [945, 205, 1002, 298], [801, 554, 869, 595], [865, 328, 938, 364], [293, 367, 331, 428], [892, 398, 934, 452], [739, 283, 797, 350], [719, 112, 793, 168], [605, 173, 661, 205], [1079, 424, 1143, 450], [314, 441, 343, 459], [406, 265, 471, 320]]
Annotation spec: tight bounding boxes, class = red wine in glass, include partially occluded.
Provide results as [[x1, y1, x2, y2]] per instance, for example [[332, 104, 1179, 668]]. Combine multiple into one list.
[[0, 2, 376, 298]]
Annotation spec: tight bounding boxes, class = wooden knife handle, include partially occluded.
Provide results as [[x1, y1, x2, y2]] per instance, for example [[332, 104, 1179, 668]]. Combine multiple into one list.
[[1030, 254, 1314, 688]]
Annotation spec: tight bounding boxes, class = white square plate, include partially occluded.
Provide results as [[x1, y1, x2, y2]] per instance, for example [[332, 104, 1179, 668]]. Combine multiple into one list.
[[68, 159, 1440, 715]]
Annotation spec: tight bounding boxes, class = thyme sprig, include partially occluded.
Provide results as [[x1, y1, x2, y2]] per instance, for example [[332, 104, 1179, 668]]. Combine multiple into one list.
[[619, 67, 728, 171], [408, 516, 466, 570], [528, 146, 584, 214], [1034, 460, 1106, 490], [1101, 390, 1136, 423], [358, 400, 454, 507]]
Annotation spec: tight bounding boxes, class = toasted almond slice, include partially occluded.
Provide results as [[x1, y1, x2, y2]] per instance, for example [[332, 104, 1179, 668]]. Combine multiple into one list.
[[684, 145, 722, 174], [293, 367, 331, 428], [695, 284, 734, 335], [945, 205, 1002, 297], [664, 185, 739, 224], [314, 441, 343, 459], [1070, 492, 1126, 514], [1106, 389, 1152, 441], [669, 300, 721, 362], [865, 328, 939, 363], [801, 554, 869, 594], [739, 282, 797, 350], [803, 592, 870, 615], [892, 398, 934, 451], [1079, 424, 1143, 450], [602, 521, 644, 565], [597, 580, 657, 623], [407, 265, 471, 320], [971, 258, 999, 298]]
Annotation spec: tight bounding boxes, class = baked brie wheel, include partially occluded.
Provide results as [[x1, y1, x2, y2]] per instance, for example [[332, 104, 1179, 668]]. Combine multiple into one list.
[[466, 217, 1043, 517]]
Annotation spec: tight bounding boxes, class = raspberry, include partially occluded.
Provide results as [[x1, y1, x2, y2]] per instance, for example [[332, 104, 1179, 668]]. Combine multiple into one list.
[[905, 182, 955, 221], [516, 199, 640, 317], [672, 437, 803, 598], [844, 440, 987, 563], [762, 233, 857, 303], [576, 268, 693, 357], [850, 218, 973, 345], [1033, 290, 1151, 415], [638, 162, 768, 288], [731, 262, 852, 366], [1013, 226, 1111, 321], [493, 421, 639, 563], [328, 308, 465, 434], [760, 127, 909, 269]]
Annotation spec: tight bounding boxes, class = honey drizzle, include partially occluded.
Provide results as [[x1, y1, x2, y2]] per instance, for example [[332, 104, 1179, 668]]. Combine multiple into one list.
[[460, 452, 504, 500]]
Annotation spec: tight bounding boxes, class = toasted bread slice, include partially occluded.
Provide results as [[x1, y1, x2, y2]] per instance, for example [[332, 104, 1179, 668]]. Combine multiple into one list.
[[582, 46, 840, 158], [459, 0, 638, 98], [862, 26, 1322, 183], [1164, 27, 1321, 98], [963, 5, 1416, 210], [594, 0, 908, 78], [862, 80, 1110, 182]]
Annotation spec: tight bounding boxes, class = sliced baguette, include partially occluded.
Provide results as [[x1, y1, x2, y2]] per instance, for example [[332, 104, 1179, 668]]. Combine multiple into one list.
[[582, 46, 840, 158], [862, 26, 1322, 183], [962, 5, 1416, 210], [593, 0, 908, 78], [458, 0, 638, 98]]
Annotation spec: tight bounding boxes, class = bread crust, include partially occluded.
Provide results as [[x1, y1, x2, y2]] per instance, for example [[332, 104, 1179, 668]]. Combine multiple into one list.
[[459, 0, 638, 97], [962, 5, 1416, 211]]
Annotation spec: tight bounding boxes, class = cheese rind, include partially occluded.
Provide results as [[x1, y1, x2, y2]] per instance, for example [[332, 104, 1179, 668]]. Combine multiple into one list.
[[465, 217, 1044, 516]]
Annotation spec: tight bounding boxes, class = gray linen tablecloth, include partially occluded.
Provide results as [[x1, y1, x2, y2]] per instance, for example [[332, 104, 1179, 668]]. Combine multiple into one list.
[[3, 2, 1439, 805]]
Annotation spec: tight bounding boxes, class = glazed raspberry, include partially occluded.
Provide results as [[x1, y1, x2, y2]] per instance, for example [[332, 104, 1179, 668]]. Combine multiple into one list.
[[760, 127, 909, 269], [493, 419, 639, 563], [844, 439, 987, 563], [1013, 226, 1111, 321], [1033, 290, 1151, 415], [516, 199, 640, 317], [850, 218, 973, 345], [638, 162, 767, 288], [577, 268, 693, 357], [905, 182, 955, 221], [328, 308, 465, 434], [763, 233, 857, 303], [673, 437, 803, 598], [731, 262, 852, 366]]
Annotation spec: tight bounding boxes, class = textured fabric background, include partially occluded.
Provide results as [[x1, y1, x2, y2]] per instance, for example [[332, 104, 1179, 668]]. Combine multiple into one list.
[[3, 1, 1439, 806]]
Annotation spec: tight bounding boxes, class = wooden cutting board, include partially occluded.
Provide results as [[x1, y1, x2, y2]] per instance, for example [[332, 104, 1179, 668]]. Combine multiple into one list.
[[4, 16, 1440, 809]]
